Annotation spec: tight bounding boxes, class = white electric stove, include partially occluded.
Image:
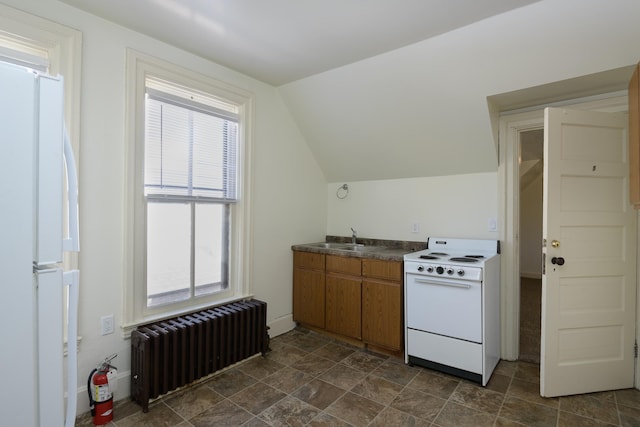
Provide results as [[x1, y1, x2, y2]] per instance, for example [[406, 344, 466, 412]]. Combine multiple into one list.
[[404, 237, 501, 385]]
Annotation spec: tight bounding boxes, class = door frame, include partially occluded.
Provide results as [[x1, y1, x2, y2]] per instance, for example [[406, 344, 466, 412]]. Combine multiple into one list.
[[498, 109, 542, 361], [497, 95, 635, 377]]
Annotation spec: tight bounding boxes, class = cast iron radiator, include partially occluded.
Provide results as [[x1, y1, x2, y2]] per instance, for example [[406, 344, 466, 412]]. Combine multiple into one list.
[[130, 299, 269, 412]]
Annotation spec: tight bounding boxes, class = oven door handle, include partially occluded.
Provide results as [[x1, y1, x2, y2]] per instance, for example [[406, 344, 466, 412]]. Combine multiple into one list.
[[413, 278, 472, 289]]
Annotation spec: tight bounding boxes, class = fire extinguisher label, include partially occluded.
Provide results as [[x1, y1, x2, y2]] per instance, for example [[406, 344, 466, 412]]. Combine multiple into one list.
[[94, 384, 111, 402], [107, 368, 118, 393]]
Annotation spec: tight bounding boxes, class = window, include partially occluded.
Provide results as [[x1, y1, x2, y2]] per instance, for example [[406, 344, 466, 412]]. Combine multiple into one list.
[[144, 78, 239, 307], [125, 50, 254, 326]]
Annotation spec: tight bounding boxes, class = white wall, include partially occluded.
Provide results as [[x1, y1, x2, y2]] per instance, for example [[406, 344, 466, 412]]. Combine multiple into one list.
[[1, 0, 327, 416], [280, 0, 640, 183], [327, 173, 499, 242]]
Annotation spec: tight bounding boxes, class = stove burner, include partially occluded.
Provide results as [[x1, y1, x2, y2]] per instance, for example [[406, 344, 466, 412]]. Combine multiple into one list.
[[419, 255, 439, 260], [465, 255, 485, 259], [449, 257, 479, 263], [429, 252, 448, 256]]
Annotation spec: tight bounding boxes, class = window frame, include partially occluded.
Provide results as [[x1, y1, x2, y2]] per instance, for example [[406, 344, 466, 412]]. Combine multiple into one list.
[[124, 49, 254, 331]]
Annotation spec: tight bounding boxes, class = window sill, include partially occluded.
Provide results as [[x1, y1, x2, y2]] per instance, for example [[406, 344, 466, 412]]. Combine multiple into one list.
[[120, 293, 255, 339]]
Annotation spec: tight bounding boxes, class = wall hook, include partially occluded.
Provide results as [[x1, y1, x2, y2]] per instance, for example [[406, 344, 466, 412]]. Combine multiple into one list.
[[336, 183, 349, 199]]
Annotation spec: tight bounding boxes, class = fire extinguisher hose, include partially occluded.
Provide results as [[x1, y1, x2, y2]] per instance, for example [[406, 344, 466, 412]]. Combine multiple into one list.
[[87, 368, 97, 416]]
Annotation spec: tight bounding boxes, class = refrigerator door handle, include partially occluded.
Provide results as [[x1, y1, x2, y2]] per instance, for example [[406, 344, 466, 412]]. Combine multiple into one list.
[[63, 126, 79, 253]]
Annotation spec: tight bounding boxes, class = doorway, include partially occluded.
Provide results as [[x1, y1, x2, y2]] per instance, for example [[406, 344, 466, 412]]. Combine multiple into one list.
[[498, 93, 630, 363], [518, 128, 543, 363], [500, 96, 636, 395]]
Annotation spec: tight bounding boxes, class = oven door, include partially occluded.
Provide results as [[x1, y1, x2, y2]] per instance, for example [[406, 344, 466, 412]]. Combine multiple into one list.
[[405, 272, 482, 343]]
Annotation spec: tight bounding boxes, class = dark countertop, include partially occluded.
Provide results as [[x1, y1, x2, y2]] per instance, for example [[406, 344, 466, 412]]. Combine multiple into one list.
[[292, 236, 427, 262]]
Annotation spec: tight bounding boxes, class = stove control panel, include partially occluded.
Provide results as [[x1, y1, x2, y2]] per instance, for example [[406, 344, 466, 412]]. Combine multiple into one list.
[[405, 262, 483, 281]]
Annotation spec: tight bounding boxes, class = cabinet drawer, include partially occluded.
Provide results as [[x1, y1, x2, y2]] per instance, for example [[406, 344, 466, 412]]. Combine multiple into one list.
[[294, 251, 325, 270], [326, 255, 361, 276], [362, 259, 402, 281]]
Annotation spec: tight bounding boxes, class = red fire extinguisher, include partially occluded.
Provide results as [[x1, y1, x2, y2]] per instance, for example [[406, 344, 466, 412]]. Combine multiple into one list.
[[88, 354, 117, 425]]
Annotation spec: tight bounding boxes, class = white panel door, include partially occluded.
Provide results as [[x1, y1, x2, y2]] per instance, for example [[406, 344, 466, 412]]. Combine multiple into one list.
[[541, 107, 636, 397]]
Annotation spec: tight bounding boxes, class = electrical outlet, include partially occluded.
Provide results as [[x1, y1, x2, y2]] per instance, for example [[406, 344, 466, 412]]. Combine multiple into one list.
[[101, 314, 114, 336], [488, 217, 498, 232], [411, 222, 420, 233]]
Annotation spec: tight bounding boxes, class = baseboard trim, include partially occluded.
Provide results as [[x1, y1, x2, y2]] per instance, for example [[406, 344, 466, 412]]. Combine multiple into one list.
[[268, 313, 296, 338]]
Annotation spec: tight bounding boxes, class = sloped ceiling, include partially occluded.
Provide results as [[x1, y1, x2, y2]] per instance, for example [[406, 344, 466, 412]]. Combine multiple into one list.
[[57, 0, 540, 86], [57, 0, 639, 183], [279, 0, 639, 182]]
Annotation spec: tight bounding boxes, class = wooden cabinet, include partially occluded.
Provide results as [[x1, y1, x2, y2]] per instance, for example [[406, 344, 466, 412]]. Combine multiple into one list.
[[326, 275, 361, 339], [293, 251, 325, 328], [326, 255, 362, 339], [292, 250, 404, 352], [326, 254, 362, 276], [362, 258, 402, 281], [630, 62, 640, 208], [362, 259, 403, 351]]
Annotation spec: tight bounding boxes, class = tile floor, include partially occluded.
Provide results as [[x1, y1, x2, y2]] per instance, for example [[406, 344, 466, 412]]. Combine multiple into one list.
[[76, 327, 640, 426]]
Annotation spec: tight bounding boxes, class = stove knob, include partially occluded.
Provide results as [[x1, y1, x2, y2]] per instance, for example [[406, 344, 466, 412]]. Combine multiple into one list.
[[426, 266, 434, 273], [417, 265, 424, 272], [457, 269, 465, 277], [436, 266, 444, 274], [446, 267, 454, 275]]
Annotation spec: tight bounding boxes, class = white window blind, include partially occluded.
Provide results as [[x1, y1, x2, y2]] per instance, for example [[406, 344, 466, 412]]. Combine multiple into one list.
[[144, 80, 239, 201]]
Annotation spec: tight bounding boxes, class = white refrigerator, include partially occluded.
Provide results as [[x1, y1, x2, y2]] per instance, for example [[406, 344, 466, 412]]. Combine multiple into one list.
[[0, 62, 80, 426]]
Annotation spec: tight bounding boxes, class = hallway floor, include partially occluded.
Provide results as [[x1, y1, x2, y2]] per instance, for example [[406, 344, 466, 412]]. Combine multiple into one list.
[[519, 277, 541, 364], [77, 327, 640, 426]]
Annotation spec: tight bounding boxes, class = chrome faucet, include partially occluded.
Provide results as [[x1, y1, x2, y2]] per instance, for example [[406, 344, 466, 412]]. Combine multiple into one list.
[[350, 227, 357, 244]]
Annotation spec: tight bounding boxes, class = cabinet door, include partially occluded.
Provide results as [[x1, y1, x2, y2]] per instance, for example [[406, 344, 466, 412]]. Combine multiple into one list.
[[293, 267, 325, 328], [362, 279, 402, 351], [326, 274, 361, 339]]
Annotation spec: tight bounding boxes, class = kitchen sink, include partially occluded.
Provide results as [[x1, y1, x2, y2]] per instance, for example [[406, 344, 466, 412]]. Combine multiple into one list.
[[337, 244, 384, 252], [306, 242, 384, 252], [308, 242, 350, 249]]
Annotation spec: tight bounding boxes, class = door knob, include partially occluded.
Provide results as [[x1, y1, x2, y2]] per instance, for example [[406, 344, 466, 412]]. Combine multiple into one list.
[[551, 240, 560, 248], [551, 257, 565, 266]]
